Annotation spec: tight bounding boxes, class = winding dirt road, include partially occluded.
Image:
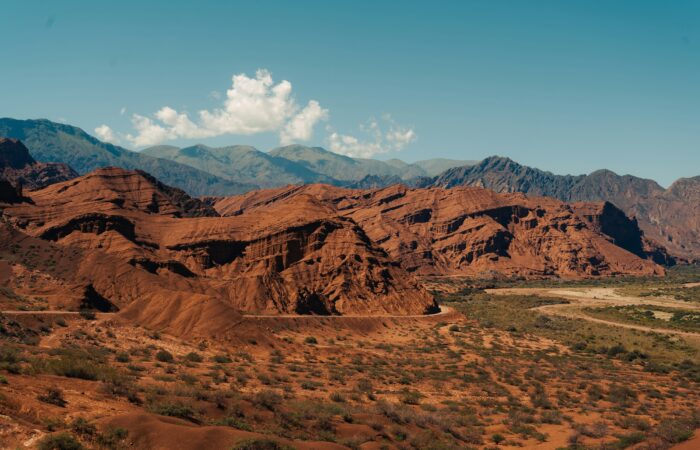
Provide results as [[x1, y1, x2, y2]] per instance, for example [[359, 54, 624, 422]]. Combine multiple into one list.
[[0, 306, 452, 320], [486, 287, 700, 341]]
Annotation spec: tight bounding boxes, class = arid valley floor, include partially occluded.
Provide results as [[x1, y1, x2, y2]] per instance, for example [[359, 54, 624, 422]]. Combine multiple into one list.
[[1, 269, 699, 450]]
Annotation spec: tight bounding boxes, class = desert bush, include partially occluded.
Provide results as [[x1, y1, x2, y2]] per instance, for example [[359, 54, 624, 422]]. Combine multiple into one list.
[[355, 378, 373, 393], [184, 352, 203, 363], [653, 414, 700, 444], [212, 354, 232, 364], [77, 309, 95, 320], [613, 432, 645, 448], [149, 401, 199, 423], [38, 387, 67, 407], [230, 439, 294, 450], [330, 392, 345, 403], [607, 385, 637, 407], [33, 348, 120, 382], [96, 427, 129, 449], [37, 433, 83, 450], [540, 410, 563, 424], [70, 418, 96, 437], [400, 389, 422, 405], [252, 390, 282, 411], [0, 346, 22, 373], [155, 349, 174, 363], [218, 416, 251, 431], [304, 336, 318, 345]]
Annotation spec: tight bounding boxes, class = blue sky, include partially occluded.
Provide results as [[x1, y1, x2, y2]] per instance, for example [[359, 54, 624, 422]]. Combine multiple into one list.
[[1, 1, 698, 185]]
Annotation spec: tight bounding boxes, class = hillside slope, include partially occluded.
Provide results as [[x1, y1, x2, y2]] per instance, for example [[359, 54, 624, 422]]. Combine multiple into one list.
[[429, 156, 699, 261], [142, 144, 336, 187], [215, 184, 664, 279], [0, 168, 437, 320]]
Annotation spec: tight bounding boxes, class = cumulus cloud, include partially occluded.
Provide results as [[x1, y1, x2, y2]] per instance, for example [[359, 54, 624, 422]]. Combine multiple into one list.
[[94, 124, 118, 143], [280, 100, 329, 145], [118, 69, 328, 148], [327, 117, 416, 158], [98, 70, 416, 156]]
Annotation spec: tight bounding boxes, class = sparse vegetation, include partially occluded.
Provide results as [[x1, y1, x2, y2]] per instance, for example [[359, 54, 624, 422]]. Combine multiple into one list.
[[37, 432, 83, 450]]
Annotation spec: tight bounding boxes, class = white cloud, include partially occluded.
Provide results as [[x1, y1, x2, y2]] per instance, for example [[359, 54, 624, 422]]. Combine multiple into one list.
[[280, 100, 329, 145], [94, 124, 118, 143], [118, 69, 327, 148], [100, 70, 415, 155], [327, 117, 416, 158]]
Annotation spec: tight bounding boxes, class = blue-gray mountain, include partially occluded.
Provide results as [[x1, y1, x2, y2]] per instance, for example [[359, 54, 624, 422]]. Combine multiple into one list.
[[0, 118, 256, 196]]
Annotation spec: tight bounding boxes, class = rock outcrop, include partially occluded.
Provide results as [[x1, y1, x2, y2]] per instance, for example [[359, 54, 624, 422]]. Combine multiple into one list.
[[571, 202, 674, 266], [426, 156, 698, 262], [0, 137, 78, 190], [216, 184, 664, 279], [1, 168, 437, 322]]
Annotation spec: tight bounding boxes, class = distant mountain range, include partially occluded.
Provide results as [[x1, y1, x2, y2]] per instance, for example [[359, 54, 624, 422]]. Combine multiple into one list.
[[0, 118, 255, 196], [143, 143, 474, 188], [0, 118, 474, 192], [1, 117, 698, 261]]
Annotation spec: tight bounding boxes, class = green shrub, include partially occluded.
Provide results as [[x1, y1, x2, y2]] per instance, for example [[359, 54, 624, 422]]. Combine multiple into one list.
[[655, 416, 698, 444], [184, 352, 203, 363], [218, 416, 251, 431], [33, 348, 121, 382], [38, 387, 67, 407], [212, 355, 232, 364], [230, 439, 294, 450], [614, 432, 645, 448], [155, 350, 174, 363], [70, 418, 96, 437], [149, 401, 198, 422], [96, 427, 129, 448], [78, 310, 96, 320], [252, 390, 282, 411], [37, 432, 83, 450], [330, 392, 345, 403], [400, 389, 422, 405]]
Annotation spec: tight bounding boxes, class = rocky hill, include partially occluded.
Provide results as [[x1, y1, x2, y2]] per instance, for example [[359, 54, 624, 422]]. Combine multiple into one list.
[[0, 168, 437, 324], [0, 137, 77, 190], [428, 156, 699, 261], [215, 184, 664, 279]]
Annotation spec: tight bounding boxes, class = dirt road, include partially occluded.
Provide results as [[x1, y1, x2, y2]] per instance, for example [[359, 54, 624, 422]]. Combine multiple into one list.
[[486, 287, 700, 341], [1, 306, 452, 320]]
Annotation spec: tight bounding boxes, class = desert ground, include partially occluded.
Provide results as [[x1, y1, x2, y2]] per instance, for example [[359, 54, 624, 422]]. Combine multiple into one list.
[[2, 268, 699, 450]]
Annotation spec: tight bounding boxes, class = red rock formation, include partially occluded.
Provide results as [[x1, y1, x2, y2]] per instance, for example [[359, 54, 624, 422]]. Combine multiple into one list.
[[1, 168, 437, 322], [0, 138, 78, 190], [216, 184, 663, 278], [572, 201, 674, 266]]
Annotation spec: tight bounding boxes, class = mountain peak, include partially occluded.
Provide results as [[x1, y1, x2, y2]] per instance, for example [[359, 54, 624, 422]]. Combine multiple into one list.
[[0, 137, 36, 169]]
